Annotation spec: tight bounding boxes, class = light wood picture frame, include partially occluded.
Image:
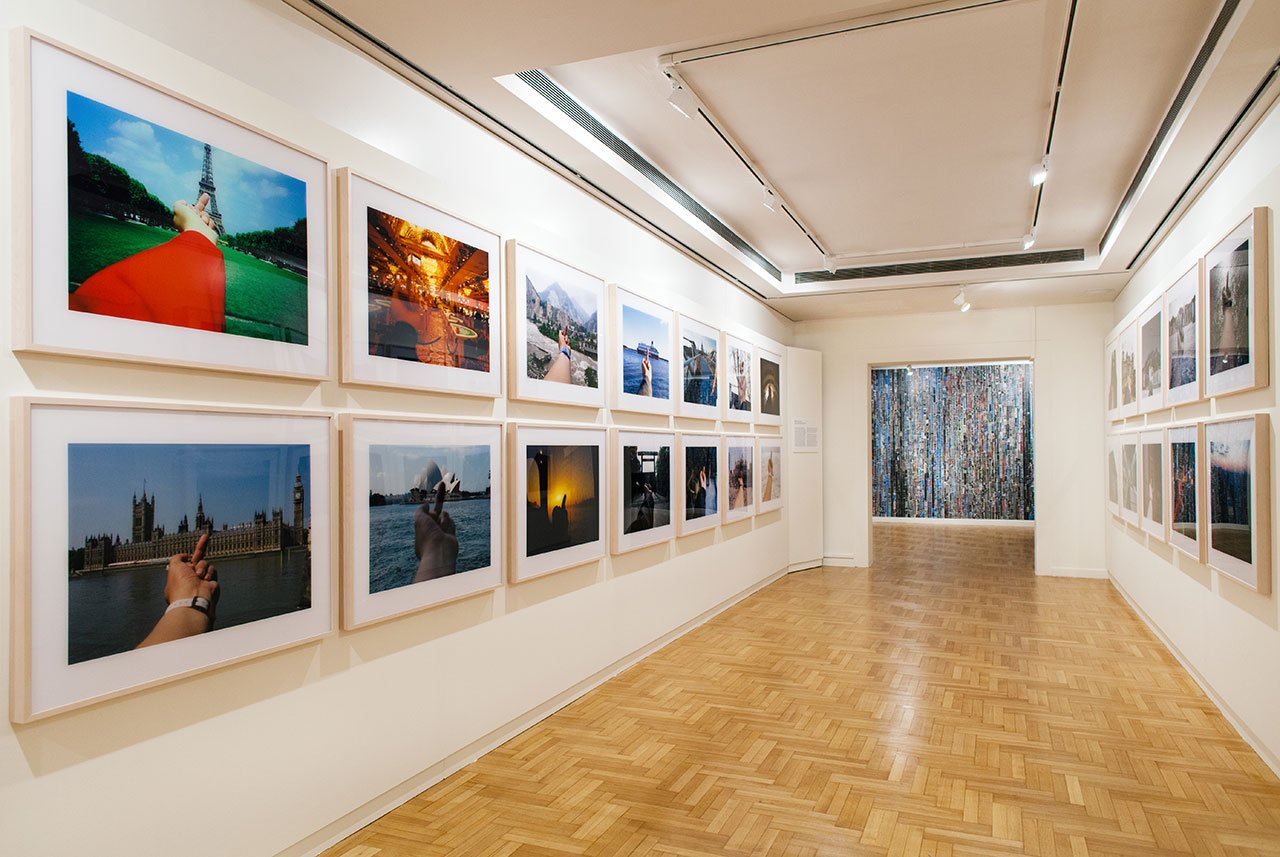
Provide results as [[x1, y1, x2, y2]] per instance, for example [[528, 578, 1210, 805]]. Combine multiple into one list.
[[18, 34, 330, 379], [1104, 337, 1120, 421], [676, 433, 722, 536], [11, 398, 335, 723], [1137, 299, 1164, 413], [341, 170, 502, 397], [510, 424, 607, 582], [1205, 413, 1271, 594], [757, 346, 784, 427], [1166, 423, 1205, 562], [676, 313, 721, 419], [611, 429, 676, 553], [1204, 208, 1270, 398], [1138, 428, 1166, 540], [724, 435, 757, 523], [1118, 323, 1139, 419], [508, 242, 606, 408], [722, 333, 755, 423], [1119, 433, 1140, 524], [610, 286, 674, 415], [1164, 264, 1201, 406], [758, 436, 784, 513], [341, 415, 502, 630]]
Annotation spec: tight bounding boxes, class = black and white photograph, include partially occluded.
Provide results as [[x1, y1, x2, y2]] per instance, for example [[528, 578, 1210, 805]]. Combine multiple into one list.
[[1163, 266, 1200, 405], [1204, 210, 1269, 397]]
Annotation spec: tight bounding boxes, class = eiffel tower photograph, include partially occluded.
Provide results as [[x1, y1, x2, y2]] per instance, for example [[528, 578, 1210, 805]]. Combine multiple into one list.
[[65, 88, 311, 343]]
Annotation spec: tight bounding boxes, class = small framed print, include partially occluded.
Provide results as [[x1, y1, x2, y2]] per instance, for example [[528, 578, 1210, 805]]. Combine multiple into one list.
[[1138, 300, 1164, 413], [511, 425, 606, 582], [1106, 435, 1121, 518], [1206, 414, 1271, 593], [1120, 433, 1140, 524], [722, 333, 755, 423], [1166, 423, 1204, 561], [1138, 429, 1166, 539], [1118, 323, 1139, 419], [509, 242, 605, 408], [724, 435, 756, 523], [19, 36, 329, 379], [758, 437, 784, 513], [342, 416, 502, 630], [677, 313, 720, 419], [611, 287, 674, 415], [757, 347, 784, 427], [677, 433, 721, 536], [1164, 265, 1201, 406], [11, 399, 334, 723], [1204, 209, 1269, 398], [612, 429, 675, 553], [1105, 338, 1120, 421], [341, 171, 501, 397]]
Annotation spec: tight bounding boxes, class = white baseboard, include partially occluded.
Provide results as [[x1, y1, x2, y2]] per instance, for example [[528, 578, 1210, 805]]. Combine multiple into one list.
[[821, 554, 865, 568], [788, 559, 822, 573], [1038, 565, 1108, 578], [279, 566, 789, 857], [872, 516, 1035, 528], [1108, 572, 1280, 779]]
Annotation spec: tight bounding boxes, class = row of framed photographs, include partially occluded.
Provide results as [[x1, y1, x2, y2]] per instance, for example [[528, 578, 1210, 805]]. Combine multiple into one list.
[[16, 34, 783, 423], [1106, 413, 1271, 596], [11, 398, 785, 722], [1105, 208, 1270, 420]]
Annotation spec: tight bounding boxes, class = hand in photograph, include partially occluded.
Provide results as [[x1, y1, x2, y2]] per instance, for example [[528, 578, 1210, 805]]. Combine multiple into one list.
[[636, 354, 653, 396], [542, 327, 573, 383], [136, 533, 219, 648], [763, 456, 774, 502], [414, 482, 459, 581]]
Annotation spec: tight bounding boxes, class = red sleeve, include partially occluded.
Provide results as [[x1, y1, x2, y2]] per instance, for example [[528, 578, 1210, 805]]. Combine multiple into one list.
[[70, 231, 226, 332]]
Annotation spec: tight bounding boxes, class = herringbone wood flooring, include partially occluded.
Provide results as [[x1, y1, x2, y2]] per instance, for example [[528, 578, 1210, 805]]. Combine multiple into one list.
[[323, 523, 1280, 857]]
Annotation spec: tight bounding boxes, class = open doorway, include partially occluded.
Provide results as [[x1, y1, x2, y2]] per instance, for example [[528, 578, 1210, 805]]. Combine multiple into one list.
[[869, 360, 1034, 571]]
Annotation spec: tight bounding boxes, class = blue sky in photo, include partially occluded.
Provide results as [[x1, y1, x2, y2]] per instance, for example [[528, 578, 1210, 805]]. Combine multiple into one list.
[[68, 444, 310, 545], [621, 304, 668, 352], [524, 262, 598, 316], [68, 91, 306, 234], [369, 444, 491, 494]]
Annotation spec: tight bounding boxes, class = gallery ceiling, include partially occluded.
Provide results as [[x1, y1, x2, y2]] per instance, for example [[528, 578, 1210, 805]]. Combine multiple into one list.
[[286, 0, 1280, 319]]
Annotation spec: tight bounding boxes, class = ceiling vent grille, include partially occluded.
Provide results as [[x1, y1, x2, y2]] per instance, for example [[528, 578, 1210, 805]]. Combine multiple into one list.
[[795, 248, 1086, 283], [516, 70, 782, 280]]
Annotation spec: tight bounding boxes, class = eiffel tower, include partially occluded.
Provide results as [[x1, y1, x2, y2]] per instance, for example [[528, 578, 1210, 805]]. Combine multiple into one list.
[[197, 143, 226, 236]]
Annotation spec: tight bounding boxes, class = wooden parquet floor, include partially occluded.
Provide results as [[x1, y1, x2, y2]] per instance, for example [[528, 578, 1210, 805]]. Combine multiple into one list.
[[323, 523, 1280, 857]]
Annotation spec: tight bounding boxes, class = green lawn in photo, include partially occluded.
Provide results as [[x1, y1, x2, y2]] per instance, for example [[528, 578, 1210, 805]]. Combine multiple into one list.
[[68, 211, 308, 343]]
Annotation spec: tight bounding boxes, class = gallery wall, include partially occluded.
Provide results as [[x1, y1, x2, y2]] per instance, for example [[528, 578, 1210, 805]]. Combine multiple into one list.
[[0, 1, 801, 856], [1104, 95, 1280, 772], [793, 303, 1112, 576]]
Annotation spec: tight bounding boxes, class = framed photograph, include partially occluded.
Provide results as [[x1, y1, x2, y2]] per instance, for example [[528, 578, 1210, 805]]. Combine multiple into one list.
[[1118, 323, 1139, 419], [757, 347, 784, 427], [341, 171, 501, 397], [11, 399, 334, 723], [1206, 414, 1271, 593], [1204, 209, 1269, 398], [677, 433, 721, 536], [1167, 423, 1204, 561], [18, 36, 329, 379], [511, 425, 606, 582], [722, 333, 755, 422], [509, 242, 605, 408], [1139, 429, 1166, 539], [724, 435, 756, 523], [1104, 338, 1119, 421], [1164, 265, 1201, 406], [1106, 435, 1121, 518], [1120, 433, 1140, 524], [676, 313, 720, 419], [611, 430, 675, 553], [758, 437, 784, 513], [1138, 299, 1164, 413], [341, 416, 502, 630], [611, 287, 674, 415]]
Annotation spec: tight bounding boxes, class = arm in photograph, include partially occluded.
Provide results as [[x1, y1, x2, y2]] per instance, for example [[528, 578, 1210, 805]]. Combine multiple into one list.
[[136, 533, 218, 648]]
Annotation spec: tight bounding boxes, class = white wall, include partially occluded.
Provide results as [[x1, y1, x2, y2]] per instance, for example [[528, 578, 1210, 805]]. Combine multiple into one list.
[[1104, 96, 1280, 772], [793, 303, 1112, 576], [0, 2, 800, 855], [785, 346, 823, 571]]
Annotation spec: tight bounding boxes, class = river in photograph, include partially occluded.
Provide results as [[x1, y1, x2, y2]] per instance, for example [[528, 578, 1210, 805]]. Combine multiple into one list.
[[369, 497, 491, 593], [622, 347, 669, 399], [68, 549, 310, 664]]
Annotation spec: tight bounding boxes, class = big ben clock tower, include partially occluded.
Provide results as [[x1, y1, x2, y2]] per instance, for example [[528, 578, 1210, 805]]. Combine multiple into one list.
[[293, 470, 304, 532]]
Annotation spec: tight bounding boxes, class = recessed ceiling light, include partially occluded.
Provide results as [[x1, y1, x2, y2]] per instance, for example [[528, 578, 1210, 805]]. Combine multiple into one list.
[[1029, 156, 1050, 187]]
